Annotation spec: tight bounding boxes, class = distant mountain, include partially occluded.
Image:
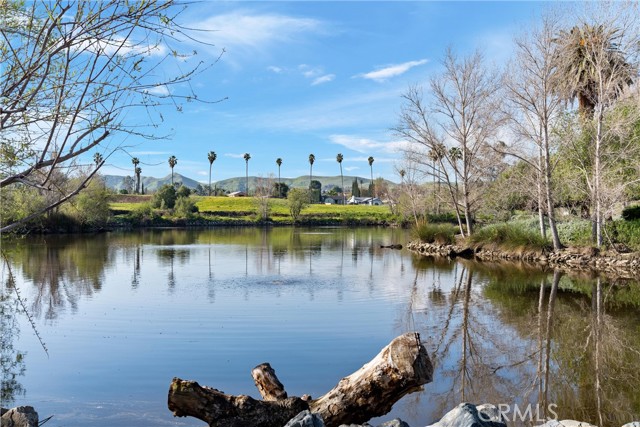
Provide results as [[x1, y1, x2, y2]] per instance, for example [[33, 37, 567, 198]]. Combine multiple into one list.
[[102, 173, 395, 193], [103, 173, 201, 193]]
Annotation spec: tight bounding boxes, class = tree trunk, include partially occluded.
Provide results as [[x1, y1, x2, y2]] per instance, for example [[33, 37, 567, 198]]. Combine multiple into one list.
[[167, 332, 433, 427], [251, 363, 288, 401]]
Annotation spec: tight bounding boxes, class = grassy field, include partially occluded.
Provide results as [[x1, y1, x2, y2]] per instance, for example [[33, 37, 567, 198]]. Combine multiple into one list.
[[110, 195, 397, 225]]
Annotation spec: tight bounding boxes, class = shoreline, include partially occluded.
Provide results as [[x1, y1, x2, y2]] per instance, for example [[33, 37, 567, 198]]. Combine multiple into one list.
[[407, 240, 640, 279]]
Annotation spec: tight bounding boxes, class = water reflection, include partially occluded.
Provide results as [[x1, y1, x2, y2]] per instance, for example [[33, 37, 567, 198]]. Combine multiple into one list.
[[1, 229, 639, 426]]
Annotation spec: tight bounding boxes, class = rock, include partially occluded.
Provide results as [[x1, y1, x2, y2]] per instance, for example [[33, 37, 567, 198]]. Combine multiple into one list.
[[622, 423, 640, 427], [285, 410, 325, 427], [0, 406, 39, 427], [538, 421, 597, 427], [426, 403, 507, 427], [378, 420, 411, 427]]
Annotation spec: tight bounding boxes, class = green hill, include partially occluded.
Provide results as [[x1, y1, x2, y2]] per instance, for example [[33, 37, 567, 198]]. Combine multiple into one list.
[[103, 173, 396, 193]]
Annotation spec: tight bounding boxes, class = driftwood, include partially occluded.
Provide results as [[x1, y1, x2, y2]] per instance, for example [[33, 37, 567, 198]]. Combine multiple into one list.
[[168, 332, 433, 427]]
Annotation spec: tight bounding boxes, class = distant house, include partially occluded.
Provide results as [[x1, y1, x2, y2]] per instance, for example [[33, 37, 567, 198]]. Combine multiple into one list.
[[228, 191, 246, 197], [347, 196, 383, 206], [322, 195, 344, 205]]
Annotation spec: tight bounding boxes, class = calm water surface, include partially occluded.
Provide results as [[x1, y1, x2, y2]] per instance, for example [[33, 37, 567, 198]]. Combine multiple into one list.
[[1, 227, 639, 427]]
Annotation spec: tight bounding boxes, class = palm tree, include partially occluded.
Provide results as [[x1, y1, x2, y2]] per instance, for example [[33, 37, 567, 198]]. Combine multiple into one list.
[[135, 167, 142, 194], [336, 153, 344, 205], [207, 151, 217, 196], [367, 156, 374, 197], [308, 153, 315, 203], [131, 157, 140, 193], [243, 153, 251, 195], [276, 158, 283, 198], [553, 24, 633, 117], [93, 152, 103, 167], [168, 155, 177, 186]]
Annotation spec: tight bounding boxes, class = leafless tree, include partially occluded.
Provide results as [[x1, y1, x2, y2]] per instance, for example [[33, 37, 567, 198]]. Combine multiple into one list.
[[499, 16, 563, 249], [395, 49, 502, 236], [0, 1, 223, 233]]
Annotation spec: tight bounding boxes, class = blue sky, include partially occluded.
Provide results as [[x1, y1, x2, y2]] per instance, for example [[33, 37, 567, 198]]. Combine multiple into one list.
[[99, 1, 551, 184]]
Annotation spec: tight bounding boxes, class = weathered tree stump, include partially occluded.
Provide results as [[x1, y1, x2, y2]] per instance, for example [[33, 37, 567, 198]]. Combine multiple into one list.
[[168, 332, 433, 427], [252, 363, 288, 401]]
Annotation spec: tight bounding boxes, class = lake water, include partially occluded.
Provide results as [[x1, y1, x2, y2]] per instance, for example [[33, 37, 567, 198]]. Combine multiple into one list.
[[1, 227, 639, 427]]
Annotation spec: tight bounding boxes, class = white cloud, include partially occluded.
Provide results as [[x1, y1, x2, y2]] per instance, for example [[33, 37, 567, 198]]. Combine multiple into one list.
[[357, 59, 428, 82], [190, 12, 324, 54], [197, 171, 208, 176], [312, 74, 335, 86], [267, 66, 283, 73], [329, 134, 407, 154], [143, 84, 170, 96], [344, 166, 360, 172], [225, 153, 247, 159]]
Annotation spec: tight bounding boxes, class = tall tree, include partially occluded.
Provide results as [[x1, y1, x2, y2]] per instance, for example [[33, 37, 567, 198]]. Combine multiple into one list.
[[207, 151, 217, 197], [553, 7, 639, 246], [308, 153, 315, 203], [168, 156, 178, 186], [131, 157, 140, 194], [243, 153, 251, 195], [135, 167, 142, 194], [276, 158, 283, 198], [499, 16, 563, 250], [396, 49, 501, 236], [368, 156, 375, 197], [0, 1, 217, 233], [336, 153, 345, 205]]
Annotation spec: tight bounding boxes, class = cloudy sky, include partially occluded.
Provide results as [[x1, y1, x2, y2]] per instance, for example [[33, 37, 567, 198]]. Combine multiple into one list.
[[99, 1, 551, 184]]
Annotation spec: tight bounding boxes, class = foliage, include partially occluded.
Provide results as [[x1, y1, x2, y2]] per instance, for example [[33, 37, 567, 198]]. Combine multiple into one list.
[[414, 222, 458, 245], [273, 182, 289, 198], [66, 177, 112, 227], [0, 185, 47, 230], [352, 179, 361, 197], [287, 189, 309, 221], [152, 185, 177, 209], [606, 219, 640, 251], [556, 220, 593, 247], [176, 185, 191, 199], [469, 222, 551, 251], [622, 204, 640, 221], [127, 203, 158, 222], [174, 197, 198, 219], [0, 1, 212, 232]]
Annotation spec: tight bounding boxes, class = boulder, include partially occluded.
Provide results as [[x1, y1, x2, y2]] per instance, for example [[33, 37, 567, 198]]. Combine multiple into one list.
[[285, 411, 325, 427], [426, 403, 507, 427], [622, 423, 640, 427], [0, 406, 39, 427], [537, 421, 597, 427]]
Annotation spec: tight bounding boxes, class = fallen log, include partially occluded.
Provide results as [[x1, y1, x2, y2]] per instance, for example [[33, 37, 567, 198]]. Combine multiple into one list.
[[168, 332, 432, 427]]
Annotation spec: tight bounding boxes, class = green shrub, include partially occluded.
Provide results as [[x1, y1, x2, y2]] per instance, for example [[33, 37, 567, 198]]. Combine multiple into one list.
[[622, 204, 640, 221], [556, 220, 592, 247], [174, 196, 198, 218], [469, 223, 550, 250], [152, 184, 177, 209], [607, 219, 640, 251], [127, 202, 157, 221], [414, 223, 458, 245], [426, 212, 462, 225]]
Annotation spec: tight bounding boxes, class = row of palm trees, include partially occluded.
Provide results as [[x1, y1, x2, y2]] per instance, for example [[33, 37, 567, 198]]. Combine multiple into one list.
[[127, 152, 377, 198]]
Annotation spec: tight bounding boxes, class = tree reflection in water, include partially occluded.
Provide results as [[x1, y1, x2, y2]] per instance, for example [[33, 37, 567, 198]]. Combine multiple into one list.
[[0, 271, 26, 406], [2, 230, 639, 426]]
